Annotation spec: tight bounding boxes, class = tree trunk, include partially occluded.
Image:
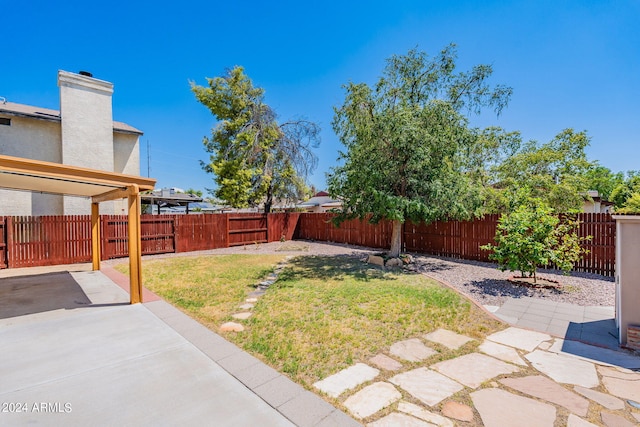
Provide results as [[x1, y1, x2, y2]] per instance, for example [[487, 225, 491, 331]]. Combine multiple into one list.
[[389, 220, 403, 258]]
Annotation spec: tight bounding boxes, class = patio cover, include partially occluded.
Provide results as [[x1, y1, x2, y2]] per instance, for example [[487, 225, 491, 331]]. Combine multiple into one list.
[[0, 154, 156, 303]]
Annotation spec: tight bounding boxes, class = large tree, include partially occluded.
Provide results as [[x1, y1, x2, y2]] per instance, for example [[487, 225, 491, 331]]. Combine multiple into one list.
[[191, 66, 319, 213], [328, 45, 512, 257], [487, 129, 594, 213]]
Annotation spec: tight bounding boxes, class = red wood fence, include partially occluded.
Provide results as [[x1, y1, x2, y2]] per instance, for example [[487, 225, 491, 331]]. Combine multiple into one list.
[[0, 212, 616, 276], [0, 213, 300, 268], [294, 213, 616, 277]]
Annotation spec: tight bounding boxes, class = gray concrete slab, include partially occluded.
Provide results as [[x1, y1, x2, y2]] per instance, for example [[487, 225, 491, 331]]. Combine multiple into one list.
[[0, 270, 355, 427]]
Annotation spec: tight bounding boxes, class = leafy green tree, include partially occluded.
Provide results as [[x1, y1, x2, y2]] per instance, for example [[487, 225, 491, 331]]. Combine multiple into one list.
[[184, 188, 203, 197], [328, 44, 512, 257], [192, 66, 319, 213], [583, 165, 624, 201], [481, 196, 588, 283], [610, 171, 640, 210], [488, 129, 594, 212], [617, 192, 640, 213]]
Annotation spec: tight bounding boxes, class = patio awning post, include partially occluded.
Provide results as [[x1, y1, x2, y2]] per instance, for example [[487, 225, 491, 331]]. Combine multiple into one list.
[[91, 202, 101, 271], [127, 185, 143, 304]]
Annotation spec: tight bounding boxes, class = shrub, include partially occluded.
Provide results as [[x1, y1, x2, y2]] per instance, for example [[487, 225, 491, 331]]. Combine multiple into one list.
[[481, 199, 589, 283]]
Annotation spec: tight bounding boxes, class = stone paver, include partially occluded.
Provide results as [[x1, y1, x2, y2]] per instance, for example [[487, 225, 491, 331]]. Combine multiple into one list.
[[601, 412, 637, 427], [478, 340, 527, 366], [431, 352, 519, 388], [567, 414, 598, 427], [397, 401, 453, 427], [486, 327, 551, 351], [525, 349, 599, 388], [367, 412, 433, 427], [343, 382, 401, 419], [232, 312, 252, 320], [219, 321, 245, 332], [441, 401, 473, 422], [574, 385, 625, 410], [238, 303, 254, 310], [471, 388, 556, 427], [390, 338, 437, 362], [500, 375, 589, 416], [600, 376, 640, 402], [313, 363, 379, 398], [389, 367, 463, 406], [423, 329, 473, 350], [369, 354, 403, 371]]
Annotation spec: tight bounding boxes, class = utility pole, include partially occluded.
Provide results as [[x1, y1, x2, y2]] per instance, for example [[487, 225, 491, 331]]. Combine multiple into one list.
[[147, 140, 151, 177]]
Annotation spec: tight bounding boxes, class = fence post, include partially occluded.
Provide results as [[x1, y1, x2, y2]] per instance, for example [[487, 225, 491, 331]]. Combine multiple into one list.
[[6, 216, 13, 268]]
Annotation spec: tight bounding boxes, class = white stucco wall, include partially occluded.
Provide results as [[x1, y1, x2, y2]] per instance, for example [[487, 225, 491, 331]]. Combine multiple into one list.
[[0, 114, 65, 215], [1, 71, 143, 216], [58, 71, 115, 215], [113, 132, 140, 175]]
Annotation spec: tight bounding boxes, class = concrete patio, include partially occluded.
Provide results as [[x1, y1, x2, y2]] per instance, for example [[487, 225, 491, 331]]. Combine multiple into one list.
[[0, 267, 357, 426]]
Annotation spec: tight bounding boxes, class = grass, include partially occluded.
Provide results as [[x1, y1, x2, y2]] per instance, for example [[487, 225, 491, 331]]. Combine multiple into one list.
[[116, 253, 502, 388]]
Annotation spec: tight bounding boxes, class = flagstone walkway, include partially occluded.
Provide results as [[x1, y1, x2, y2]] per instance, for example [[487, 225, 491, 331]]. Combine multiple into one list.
[[312, 327, 640, 426]]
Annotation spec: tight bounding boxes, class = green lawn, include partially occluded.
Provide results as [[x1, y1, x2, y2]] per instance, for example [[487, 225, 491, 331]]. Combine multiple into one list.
[[116, 254, 502, 387]]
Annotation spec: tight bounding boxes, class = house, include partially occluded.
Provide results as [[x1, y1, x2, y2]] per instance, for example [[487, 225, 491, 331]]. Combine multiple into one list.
[[0, 70, 143, 216], [583, 190, 614, 213], [297, 191, 342, 213]]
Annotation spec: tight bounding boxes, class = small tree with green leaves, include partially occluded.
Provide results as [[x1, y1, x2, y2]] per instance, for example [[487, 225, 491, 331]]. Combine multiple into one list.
[[481, 197, 588, 283]]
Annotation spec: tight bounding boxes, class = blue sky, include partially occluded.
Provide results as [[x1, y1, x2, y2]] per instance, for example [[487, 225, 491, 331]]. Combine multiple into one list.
[[3, 0, 639, 196]]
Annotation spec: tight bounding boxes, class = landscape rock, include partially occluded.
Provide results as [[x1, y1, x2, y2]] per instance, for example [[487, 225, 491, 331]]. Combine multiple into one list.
[[385, 258, 403, 268], [367, 255, 385, 267], [441, 401, 474, 422]]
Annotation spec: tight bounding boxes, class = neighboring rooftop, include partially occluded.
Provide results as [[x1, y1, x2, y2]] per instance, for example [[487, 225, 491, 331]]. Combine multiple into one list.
[[0, 100, 143, 135]]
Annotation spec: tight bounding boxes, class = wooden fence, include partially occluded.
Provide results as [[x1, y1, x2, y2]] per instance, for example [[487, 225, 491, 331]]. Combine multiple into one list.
[[294, 213, 616, 277], [0, 212, 616, 276], [0, 213, 300, 268]]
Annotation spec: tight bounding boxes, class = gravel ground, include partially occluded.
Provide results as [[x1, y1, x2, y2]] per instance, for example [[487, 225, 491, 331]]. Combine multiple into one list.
[[114, 239, 615, 308]]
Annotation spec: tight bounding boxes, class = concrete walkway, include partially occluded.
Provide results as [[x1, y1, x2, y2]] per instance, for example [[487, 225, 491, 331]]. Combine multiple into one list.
[[0, 269, 356, 427], [488, 297, 619, 350]]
